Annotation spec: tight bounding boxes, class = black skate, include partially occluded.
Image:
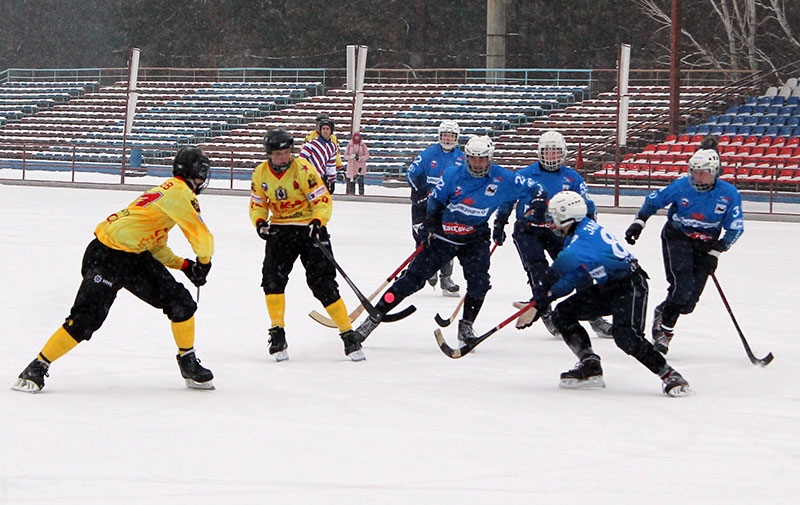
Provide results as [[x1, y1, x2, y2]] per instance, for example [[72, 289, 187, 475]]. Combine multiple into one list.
[[11, 358, 49, 393], [427, 275, 438, 288], [440, 275, 460, 298], [541, 309, 561, 338], [354, 315, 381, 342], [661, 367, 692, 397], [589, 317, 613, 339], [340, 330, 366, 361], [268, 325, 289, 362], [176, 349, 215, 390], [559, 354, 605, 389], [457, 319, 478, 347]]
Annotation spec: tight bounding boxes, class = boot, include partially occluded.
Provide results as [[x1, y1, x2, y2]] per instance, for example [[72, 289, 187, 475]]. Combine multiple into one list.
[[589, 317, 613, 339], [660, 367, 691, 397], [457, 319, 478, 347], [340, 330, 366, 361], [427, 275, 438, 288], [354, 315, 381, 342], [11, 358, 49, 393], [559, 354, 605, 389], [268, 325, 289, 362], [440, 275, 460, 297], [176, 349, 215, 390]]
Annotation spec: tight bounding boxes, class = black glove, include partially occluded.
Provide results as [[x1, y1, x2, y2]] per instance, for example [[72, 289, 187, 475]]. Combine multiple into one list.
[[527, 186, 548, 225], [492, 219, 507, 245], [326, 178, 336, 194], [308, 219, 323, 242], [698, 239, 724, 274], [256, 220, 270, 240], [530, 282, 552, 323], [625, 219, 645, 245], [182, 258, 211, 287], [420, 219, 438, 247]]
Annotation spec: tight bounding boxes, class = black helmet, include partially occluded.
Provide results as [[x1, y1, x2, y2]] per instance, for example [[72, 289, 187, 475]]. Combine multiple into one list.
[[314, 113, 330, 129], [173, 146, 210, 194], [264, 128, 294, 154], [317, 116, 335, 133]]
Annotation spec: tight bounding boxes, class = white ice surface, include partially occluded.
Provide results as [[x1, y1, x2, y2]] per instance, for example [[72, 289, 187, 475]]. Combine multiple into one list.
[[0, 183, 797, 504]]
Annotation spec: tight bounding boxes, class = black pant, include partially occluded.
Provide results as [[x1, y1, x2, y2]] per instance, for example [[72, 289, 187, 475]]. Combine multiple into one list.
[[63, 238, 196, 342], [381, 236, 491, 309], [511, 222, 564, 294], [660, 223, 716, 328], [410, 202, 453, 278], [261, 224, 341, 307], [552, 268, 667, 374], [346, 175, 365, 195]]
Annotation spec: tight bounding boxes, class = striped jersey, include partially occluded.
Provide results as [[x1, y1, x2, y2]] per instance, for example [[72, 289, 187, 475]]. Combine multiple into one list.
[[298, 137, 340, 180]]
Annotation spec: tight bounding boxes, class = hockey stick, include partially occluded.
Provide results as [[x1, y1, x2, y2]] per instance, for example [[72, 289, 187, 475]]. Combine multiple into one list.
[[710, 273, 774, 367], [309, 243, 424, 327], [313, 236, 416, 323], [434, 243, 498, 327], [434, 299, 537, 358]]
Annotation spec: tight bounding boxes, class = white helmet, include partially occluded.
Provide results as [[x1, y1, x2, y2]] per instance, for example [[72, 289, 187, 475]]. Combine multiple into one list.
[[688, 148, 720, 191], [464, 135, 494, 177], [438, 120, 460, 151], [538, 130, 567, 172], [547, 191, 587, 230]]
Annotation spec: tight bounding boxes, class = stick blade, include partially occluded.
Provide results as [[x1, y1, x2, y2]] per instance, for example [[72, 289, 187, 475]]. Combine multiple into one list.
[[434, 312, 453, 327], [308, 310, 338, 328], [434, 328, 463, 358], [755, 352, 774, 367], [382, 304, 416, 323]]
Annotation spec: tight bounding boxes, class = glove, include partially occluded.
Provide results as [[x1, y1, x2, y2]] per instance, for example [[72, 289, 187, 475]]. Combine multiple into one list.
[[698, 239, 724, 274], [181, 258, 211, 287], [326, 177, 336, 194], [308, 219, 323, 242], [526, 186, 548, 225], [625, 219, 645, 245], [420, 219, 437, 247], [492, 219, 507, 245], [256, 220, 270, 240]]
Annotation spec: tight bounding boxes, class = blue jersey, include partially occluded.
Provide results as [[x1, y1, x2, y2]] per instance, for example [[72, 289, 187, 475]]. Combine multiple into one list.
[[636, 177, 743, 250], [497, 161, 595, 225], [549, 217, 639, 298], [428, 163, 543, 243], [406, 144, 466, 204]]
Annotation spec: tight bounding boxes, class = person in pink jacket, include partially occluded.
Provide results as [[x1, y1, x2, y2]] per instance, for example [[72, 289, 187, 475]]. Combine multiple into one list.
[[345, 132, 370, 196]]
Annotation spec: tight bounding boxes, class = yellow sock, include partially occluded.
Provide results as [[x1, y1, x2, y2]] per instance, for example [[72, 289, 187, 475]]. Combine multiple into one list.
[[266, 294, 285, 327], [325, 298, 352, 333], [38, 327, 79, 363], [171, 317, 195, 354]]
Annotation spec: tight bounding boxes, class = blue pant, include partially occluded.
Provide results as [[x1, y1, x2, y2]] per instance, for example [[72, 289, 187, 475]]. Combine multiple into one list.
[[512, 222, 564, 293]]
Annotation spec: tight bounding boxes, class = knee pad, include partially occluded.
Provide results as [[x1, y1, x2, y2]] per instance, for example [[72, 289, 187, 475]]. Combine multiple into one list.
[[309, 278, 340, 308], [166, 289, 197, 323], [62, 312, 104, 342], [262, 276, 288, 295], [613, 329, 644, 356]]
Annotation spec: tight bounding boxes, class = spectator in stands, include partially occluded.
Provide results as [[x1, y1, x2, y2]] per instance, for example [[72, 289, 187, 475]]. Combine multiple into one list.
[[700, 135, 720, 152], [305, 113, 343, 186], [495, 130, 613, 339], [345, 131, 370, 196], [623, 148, 743, 355], [299, 116, 340, 193]]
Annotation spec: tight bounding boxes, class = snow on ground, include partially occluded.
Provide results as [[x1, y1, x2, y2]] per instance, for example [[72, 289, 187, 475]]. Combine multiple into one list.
[[0, 182, 797, 504]]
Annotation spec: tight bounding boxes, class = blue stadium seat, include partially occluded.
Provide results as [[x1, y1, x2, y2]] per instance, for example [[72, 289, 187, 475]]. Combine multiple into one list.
[[754, 105, 768, 115], [737, 125, 752, 136], [758, 116, 773, 126], [766, 126, 780, 136], [739, 105, 754, 114], [779, 126, 795, 137], [723, 125, 738, 135], [758, 96, 772, 106], [730, 115, 745, 125], [685, 125, 698, 135], [745, 96, 758, 106], [717, 114, 732, 125], [773, 116, 787, 126], [697, 124, 712, 135], [706, 115, 719, 125], [751, 126, 766, 136], [787, 117, 800, 127], [710, 125, 724, 136], [766, 105, 782, 116], [746, 116, 759, 126], [772, 96, 786, 106], [786, 96, 800, 107]]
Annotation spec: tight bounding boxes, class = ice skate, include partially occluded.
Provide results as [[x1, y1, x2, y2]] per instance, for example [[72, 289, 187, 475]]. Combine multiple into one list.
[[559, 354, 605, 389], [652, 324, 674, 355], [354, 315, 381, 342], [589, 317, 613, 339], [340, 330, 366, 361], [440, 275, 460, 298], [661, 368, 692, 397], [427, 275, 438, 288], [268, 325, 289, 362], [11, 358, 49, 393], [457, 319, 478, 347], [176, 349, 215, 390]]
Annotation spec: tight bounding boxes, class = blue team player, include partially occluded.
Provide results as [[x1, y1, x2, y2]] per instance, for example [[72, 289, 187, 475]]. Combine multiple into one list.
[[406, 120, 465, 297], [519, 191, 691, 397], [495, 130, 612, 339], [355, 135, 544, 345], [624, 148, 743, 355]]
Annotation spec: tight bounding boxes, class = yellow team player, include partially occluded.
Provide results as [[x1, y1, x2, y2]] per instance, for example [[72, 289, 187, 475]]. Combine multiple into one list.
[[12, 147, 216, 392], [250, 128, 364, 361]]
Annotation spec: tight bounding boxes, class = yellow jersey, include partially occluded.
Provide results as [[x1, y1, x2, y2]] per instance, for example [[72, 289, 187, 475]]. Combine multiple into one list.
[[304, 130, 342, 168], [249, 157, 332, 227], [95, 177, 214, 269]]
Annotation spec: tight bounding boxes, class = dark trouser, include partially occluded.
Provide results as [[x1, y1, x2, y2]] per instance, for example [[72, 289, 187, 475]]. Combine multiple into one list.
[[512, 222, 564, 294], [347, 175, 365, 195], [551, 268, 667, 374], [411, 203, 453, 278], [659, 223, 716, 328], [377, 236, 491, 314], [261, 224, 341, 307], [63, 238, 197, 342]]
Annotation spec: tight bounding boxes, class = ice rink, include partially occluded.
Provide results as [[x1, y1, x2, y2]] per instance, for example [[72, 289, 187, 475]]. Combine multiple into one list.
[[1, 182, 797, 504]]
